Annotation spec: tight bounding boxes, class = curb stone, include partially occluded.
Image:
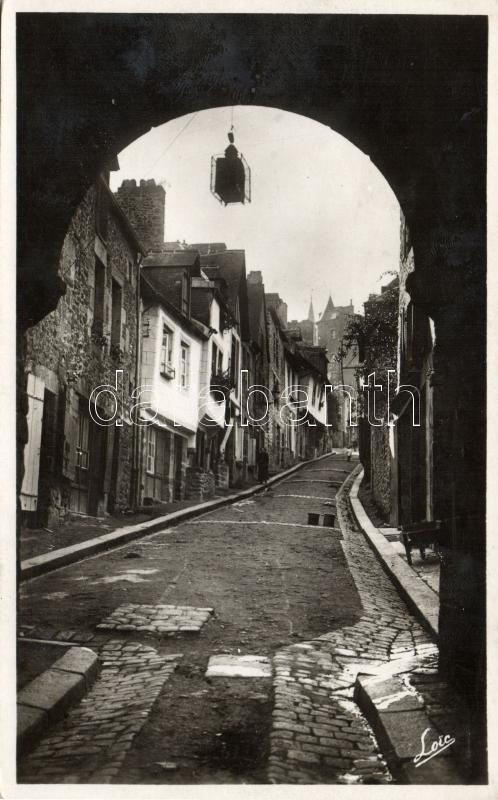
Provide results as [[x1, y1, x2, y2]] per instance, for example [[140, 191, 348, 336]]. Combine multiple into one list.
[[348, 469, 439, 640], [346, 469, 462, 784], [21, 451, 344, 581], [353, 672, 462, 784], [17, 646, 101, 755]]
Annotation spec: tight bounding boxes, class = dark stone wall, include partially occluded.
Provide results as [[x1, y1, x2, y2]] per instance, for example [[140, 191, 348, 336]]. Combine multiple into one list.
[[23, 185, 140, 523]]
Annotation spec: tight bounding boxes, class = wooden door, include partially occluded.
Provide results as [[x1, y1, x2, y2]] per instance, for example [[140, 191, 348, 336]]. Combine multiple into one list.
[[71, 403, 90, 514], [88, 414, 107, 516], [21, 374, 45, 512]]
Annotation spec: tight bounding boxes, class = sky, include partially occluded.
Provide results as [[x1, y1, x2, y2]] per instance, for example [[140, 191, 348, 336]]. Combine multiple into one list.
[[110, 106, 401, 321]]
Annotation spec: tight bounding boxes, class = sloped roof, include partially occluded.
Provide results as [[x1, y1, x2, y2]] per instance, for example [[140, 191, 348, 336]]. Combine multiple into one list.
[[296, 343, 329, 380], [199, 249, 249, 340], [143, 250, 200, 269], [188, 242, 227, 255], [140, 272, 207, 339]]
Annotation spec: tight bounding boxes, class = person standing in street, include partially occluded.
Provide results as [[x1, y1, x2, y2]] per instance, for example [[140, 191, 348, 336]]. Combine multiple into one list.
[[257, 446, 269, 483]]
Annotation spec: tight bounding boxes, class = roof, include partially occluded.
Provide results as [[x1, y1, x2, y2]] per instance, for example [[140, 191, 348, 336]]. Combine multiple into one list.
[[296, 344, 329, 380], [324, 294, 334, 312], [320, 294, 335, 320], [143, 250, 200, 269], [198, 249, 249, 340], [188, 243, 227, 255], [140, 273, 207, 340], [162, 241, 187, 251]]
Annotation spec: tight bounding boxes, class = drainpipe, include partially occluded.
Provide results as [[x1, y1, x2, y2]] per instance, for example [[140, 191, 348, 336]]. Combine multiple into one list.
[[131, 252, 143, 508], [219, 419, 233, 456]]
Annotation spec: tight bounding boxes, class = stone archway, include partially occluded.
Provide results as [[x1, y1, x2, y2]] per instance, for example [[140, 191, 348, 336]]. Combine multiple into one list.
[[16, 12, 487, 777]]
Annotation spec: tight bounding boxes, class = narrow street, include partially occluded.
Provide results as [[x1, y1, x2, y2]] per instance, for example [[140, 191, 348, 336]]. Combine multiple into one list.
[[19, 454, 465, 785], [19, 455, 371, 783]]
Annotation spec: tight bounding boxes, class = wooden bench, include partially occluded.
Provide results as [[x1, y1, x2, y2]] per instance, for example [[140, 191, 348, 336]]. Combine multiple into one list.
[[400, 520, 442, 566]]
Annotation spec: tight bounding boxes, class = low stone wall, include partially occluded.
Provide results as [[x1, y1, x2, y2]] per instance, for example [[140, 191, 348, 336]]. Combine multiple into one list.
[[215, 463, 229, 489], [185, 467, 216, 502]]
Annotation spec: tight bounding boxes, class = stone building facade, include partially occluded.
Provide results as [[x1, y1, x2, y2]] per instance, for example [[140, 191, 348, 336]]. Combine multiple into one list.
[[290, 294, 358, 447], [390, 214, 435, 527], [21, 174, 143, 525], [316, 295, 355, 382]]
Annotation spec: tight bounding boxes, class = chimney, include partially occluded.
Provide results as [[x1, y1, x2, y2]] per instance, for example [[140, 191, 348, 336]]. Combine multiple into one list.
[[247, 270, 263, 285], [115, 178, 166, 253]]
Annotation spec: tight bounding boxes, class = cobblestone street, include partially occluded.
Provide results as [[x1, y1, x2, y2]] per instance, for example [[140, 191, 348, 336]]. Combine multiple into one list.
[[18, 455, 468, 785]]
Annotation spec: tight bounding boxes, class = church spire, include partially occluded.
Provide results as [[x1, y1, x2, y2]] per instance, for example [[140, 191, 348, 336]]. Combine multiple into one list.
[[307, 295, 315, 323]]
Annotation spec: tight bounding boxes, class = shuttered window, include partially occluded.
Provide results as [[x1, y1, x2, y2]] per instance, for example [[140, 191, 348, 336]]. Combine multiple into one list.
[[146, 427, 157, 474]]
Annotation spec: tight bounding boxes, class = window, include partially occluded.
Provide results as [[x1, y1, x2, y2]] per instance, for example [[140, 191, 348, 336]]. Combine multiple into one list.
[[146, 427, 156, 474], [312, 381, 318, 405], [331, 329, 337, 340], [180, 342, 190, 389], [111, 279, 122, 347], [211, 343, 223, 378], [93, 258, 106, 337], [160, 324, 174, 374]]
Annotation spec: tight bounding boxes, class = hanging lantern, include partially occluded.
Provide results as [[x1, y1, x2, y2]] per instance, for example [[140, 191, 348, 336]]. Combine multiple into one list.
[[211, 131, 251, 205]]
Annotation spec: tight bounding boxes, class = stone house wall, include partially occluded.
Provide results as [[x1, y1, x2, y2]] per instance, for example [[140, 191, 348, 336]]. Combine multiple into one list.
[[370, 415, 392, 520], [23, 182, 141, 525]]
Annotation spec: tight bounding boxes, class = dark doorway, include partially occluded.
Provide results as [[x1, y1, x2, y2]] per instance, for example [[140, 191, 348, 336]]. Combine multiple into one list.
[[173, 435, 184, 501]]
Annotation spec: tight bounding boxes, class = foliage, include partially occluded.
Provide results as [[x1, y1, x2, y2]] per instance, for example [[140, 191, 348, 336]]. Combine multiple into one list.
[[336, 275, 399, 411]]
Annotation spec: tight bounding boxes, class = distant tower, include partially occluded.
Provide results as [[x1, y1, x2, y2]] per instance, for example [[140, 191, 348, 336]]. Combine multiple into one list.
[[307, 295, 316, 324], [322, 293, 335, 320]]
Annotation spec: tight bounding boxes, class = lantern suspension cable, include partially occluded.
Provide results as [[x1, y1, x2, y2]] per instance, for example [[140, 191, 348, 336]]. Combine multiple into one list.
[[143, 111, 198, 177]]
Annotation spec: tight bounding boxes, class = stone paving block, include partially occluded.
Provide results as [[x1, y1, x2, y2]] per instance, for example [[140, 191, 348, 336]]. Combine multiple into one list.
[[19, 642, 182, 784], [206, 655, 272, 678], [96, 604, 213, 635]]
